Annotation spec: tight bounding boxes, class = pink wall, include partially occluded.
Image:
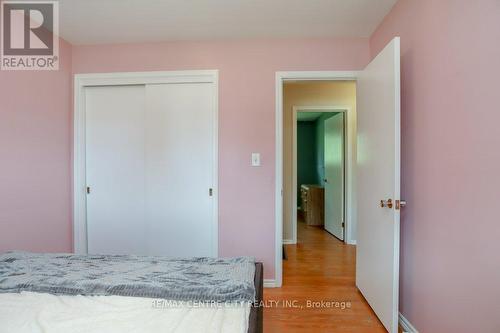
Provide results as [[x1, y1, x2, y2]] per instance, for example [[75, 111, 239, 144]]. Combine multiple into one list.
[[0, 39, 73, 253], [0, 38, 368, 278], [3, 2, 499, 328], [371, 0, 500, 331]]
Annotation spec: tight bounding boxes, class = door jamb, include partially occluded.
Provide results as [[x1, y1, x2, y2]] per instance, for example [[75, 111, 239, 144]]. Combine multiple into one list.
[[274, 71, 360, 288], [292, 106, 351, 245], [73, 70, 219, 256]]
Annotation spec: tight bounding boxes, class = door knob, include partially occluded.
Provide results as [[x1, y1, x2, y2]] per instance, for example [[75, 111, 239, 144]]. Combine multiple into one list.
[[380, 198, 393, 208]]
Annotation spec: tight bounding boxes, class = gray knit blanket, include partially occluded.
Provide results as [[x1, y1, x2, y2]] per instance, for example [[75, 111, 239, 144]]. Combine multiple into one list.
[[0, 251, 255, 302]]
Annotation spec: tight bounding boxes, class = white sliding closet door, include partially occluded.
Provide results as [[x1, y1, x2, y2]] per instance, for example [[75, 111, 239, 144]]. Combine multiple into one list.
[[85, 85, 147, 255], [145, 83, 216, 257], [85, 82, 216, 258]]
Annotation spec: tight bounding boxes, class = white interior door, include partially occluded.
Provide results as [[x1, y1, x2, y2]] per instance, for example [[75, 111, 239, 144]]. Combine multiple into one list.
[[356, 37, 401, 333], [85, 85, 147, 255], [85, 82, 216, 258], [324, 113, 344, 240]]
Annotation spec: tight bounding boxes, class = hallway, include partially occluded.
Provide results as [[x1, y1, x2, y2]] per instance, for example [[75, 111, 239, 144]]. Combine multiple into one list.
[[263, 220, 387, 332]]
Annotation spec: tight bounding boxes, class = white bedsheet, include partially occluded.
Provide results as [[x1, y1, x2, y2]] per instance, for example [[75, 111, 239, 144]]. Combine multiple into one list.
[[0, 292, 250, 333]]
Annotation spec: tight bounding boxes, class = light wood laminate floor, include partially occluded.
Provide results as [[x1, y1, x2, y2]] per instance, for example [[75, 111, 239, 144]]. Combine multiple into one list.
[[263, 218, 388, 333]]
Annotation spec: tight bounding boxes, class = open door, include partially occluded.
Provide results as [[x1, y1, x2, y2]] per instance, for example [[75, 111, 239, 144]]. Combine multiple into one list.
[[324, 113, 345, 240], [356, 37, 401, 333]]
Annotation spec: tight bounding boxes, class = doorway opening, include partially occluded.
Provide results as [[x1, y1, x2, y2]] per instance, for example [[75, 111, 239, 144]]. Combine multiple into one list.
[[281, 80, 358, 249], [280, 79, 358, 291], [274, 73, 360, 287], [292, 107, 349, 244]]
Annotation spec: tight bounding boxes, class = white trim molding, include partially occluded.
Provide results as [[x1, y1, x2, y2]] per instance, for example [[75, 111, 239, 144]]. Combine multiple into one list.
[[74, 70, 217, 87], [73, 70, 219, 256], [282, 239, 294, 245], [275, 71, 360, 287], [399, 313, 419, 333], [264, 279, 278, 288]]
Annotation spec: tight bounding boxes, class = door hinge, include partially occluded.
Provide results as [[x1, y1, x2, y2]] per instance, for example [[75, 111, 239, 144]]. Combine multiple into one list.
[[342, 222, 345, 228], [86, 186, 91, 194], [209, 188, 213, 196]]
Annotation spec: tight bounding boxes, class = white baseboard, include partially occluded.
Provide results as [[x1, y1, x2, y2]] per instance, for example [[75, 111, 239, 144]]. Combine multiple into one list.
[[399, 313, 418, 333], [264, 279, 278, 288], [346, 239, 356, 245], [282, 239, 295, 245]]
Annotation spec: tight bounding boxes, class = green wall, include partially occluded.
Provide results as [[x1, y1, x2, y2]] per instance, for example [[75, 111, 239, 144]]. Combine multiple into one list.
[[296, 112, 339, 204], [297, 121, 317, 205]]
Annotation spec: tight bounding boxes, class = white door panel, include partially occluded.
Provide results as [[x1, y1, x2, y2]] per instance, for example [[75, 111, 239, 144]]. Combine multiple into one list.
[[85, 85, 147, 255], [356, 37, 401, 333], [145, 83, 215, 257], [324, 113, 344, 240]]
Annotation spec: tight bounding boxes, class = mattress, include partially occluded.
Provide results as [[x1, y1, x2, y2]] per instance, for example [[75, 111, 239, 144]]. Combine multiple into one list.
[[0, 292, 250, 333], [0, 251, 256, 302], [0, 262, 264, 333]]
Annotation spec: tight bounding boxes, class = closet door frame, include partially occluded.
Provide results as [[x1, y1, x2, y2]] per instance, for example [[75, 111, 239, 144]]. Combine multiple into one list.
[[73, 70, 219, 255]]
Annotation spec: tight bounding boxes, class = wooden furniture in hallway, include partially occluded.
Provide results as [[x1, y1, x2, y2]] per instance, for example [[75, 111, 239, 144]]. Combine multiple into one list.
[[263, 219, 387, 332], [300, 184, 324, 226]]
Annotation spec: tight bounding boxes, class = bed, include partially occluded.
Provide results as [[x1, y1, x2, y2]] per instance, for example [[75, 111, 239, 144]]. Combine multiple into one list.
[[249, 262, 263, 333], [0, 252, 263, 333]]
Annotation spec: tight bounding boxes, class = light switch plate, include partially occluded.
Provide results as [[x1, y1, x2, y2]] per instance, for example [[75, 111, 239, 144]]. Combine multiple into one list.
[[251, 153, 261, 166]]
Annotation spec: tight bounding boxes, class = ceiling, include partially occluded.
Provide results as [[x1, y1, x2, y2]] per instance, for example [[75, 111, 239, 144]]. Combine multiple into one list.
[[57, 0, 397, 45]]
